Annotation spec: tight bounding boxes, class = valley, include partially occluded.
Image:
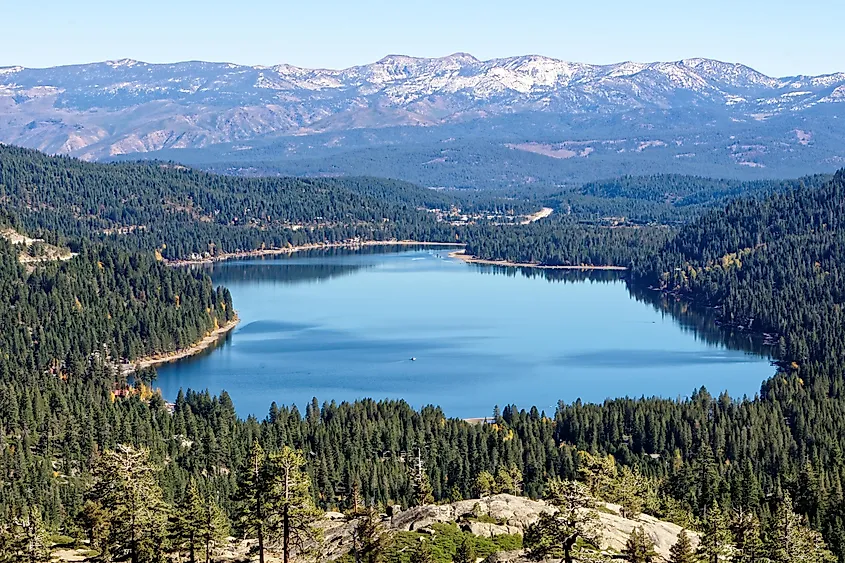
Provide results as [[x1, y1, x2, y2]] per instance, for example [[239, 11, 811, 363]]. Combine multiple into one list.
[[1, 144, 842, 562], [1, 49, 845, 563]]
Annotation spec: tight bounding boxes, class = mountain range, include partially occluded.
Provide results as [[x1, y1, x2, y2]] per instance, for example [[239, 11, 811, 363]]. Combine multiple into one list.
[[2, 53, 844, 187]]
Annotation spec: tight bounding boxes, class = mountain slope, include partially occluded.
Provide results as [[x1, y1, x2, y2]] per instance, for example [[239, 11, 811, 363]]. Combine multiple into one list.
[[0, 145, 458, 259], [2, 54, 844, 166], [635, 169, 845, 384]]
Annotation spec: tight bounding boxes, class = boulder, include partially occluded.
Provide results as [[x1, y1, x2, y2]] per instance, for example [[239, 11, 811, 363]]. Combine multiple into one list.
[[595, 503, 699, 562], [203, 495, 699, 563], [390, 494, 553, 533], [464, 521, 522, 537], [390, 495, 698, 562], [324, 511, 346, 520]]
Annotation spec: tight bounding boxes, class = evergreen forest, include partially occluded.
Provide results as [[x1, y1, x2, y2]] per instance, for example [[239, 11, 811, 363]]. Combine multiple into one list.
[[2, 146, 845, 563]]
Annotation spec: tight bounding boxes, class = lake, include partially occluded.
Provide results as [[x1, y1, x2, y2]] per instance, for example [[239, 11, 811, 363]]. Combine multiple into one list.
[[155, 247, 774, 418]]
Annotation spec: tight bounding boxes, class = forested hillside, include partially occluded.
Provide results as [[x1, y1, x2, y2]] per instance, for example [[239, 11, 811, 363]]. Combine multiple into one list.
[[635, 169, 845, 384], [548, 173, 833, 223], [463, 173, 833, 268], [464, 217, 673, 267], [0, 145, 460, 260], [0, 240, 233, 370]]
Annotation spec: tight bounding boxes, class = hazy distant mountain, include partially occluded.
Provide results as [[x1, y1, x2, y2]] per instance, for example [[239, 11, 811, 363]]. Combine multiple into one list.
[[1, 54, 844, 185]]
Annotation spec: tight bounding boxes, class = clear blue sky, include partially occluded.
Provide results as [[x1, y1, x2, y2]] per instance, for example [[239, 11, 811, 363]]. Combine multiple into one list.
[[4, 0, 843, 76]]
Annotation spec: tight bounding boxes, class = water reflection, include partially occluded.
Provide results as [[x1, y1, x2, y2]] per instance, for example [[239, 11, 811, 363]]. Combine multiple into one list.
[[208, 261, 371, 286], [195, 245, 463, 286], [468, 264, 621, 284], [626, 284, 773, 359], [470, 264, 772, 360]]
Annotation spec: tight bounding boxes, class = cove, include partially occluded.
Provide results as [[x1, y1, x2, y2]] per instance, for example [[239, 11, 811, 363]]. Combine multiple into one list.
[[155, 247, 774, 418]]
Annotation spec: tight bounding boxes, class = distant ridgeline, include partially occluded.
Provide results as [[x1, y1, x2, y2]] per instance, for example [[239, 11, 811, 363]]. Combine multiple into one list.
[[0, 145, 461, 260], [4, 145, 845, 561]]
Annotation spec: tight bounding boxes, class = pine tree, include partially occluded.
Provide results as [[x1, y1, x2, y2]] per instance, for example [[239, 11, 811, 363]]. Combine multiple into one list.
[[0, 508, 51, 563], [795, 463, 821, 525], [507, 464, 524, 496], [88, 444, 169, 563], [697, 500, 732, 563], [170, 479, 204, 563], [474, 471, 496, 498], [409, 540, 434, 563], [411, 468, 434, 507], [349, 481, 365, 516], [495, 466, 515, 495], [198, 492, 228, 563], [234, 440, 270, 563], [0, 521, 27, 563], [822, 489, 845, 563], [739, 459, 761, 512], [525, 479, 602, 563], [693, 441, 719, 513], [78, 500, 109, 554], [448, 485, 463, 503], [267, 446, 322, 563], [22, 508, 51, 563], [730, 509, 763, 563], [767, 494, 836, 563], [453, 535, 477, 563], [494, 464, 523, 495], [617, 466, 646, 520], [623, 526, 657, 563], [351, 506, 387, 563], [668, 529, 696, 563], [577, 451, 617, 499]]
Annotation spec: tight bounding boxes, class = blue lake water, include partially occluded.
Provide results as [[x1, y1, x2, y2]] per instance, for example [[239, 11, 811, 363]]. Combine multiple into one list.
[[155, 247, 774, 418]]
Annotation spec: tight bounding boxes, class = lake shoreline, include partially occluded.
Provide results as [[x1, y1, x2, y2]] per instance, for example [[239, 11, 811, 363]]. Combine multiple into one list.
[[120, 316, 240, 374], [150, 244, 624, 374], [153, 248, 772, 417], [448, 250, 628, 271], [149, 242, 462, 371], [166, 240, 464, 266]]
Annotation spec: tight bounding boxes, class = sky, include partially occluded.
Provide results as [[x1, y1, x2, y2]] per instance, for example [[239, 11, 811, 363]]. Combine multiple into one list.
[[3, 0, 843, 77]]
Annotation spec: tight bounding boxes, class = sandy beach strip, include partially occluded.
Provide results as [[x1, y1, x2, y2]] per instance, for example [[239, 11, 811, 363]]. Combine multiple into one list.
[[120, 316, 240, 374], [448, 250, 628, 271], [166, 240, 464, 266]]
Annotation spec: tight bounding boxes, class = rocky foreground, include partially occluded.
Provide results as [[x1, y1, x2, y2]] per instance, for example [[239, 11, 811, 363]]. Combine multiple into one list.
[[223, 494, 696, 562], [52, 494, 697, 561]]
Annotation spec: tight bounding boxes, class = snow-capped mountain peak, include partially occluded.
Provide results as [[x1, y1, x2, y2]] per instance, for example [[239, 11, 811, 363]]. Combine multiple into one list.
[[0, 53, 843, 159]]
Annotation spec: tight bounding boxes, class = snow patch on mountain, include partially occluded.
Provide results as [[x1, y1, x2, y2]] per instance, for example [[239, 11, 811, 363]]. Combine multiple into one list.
[[1, 53, 844, 159], [105, 59, 141, 69]]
